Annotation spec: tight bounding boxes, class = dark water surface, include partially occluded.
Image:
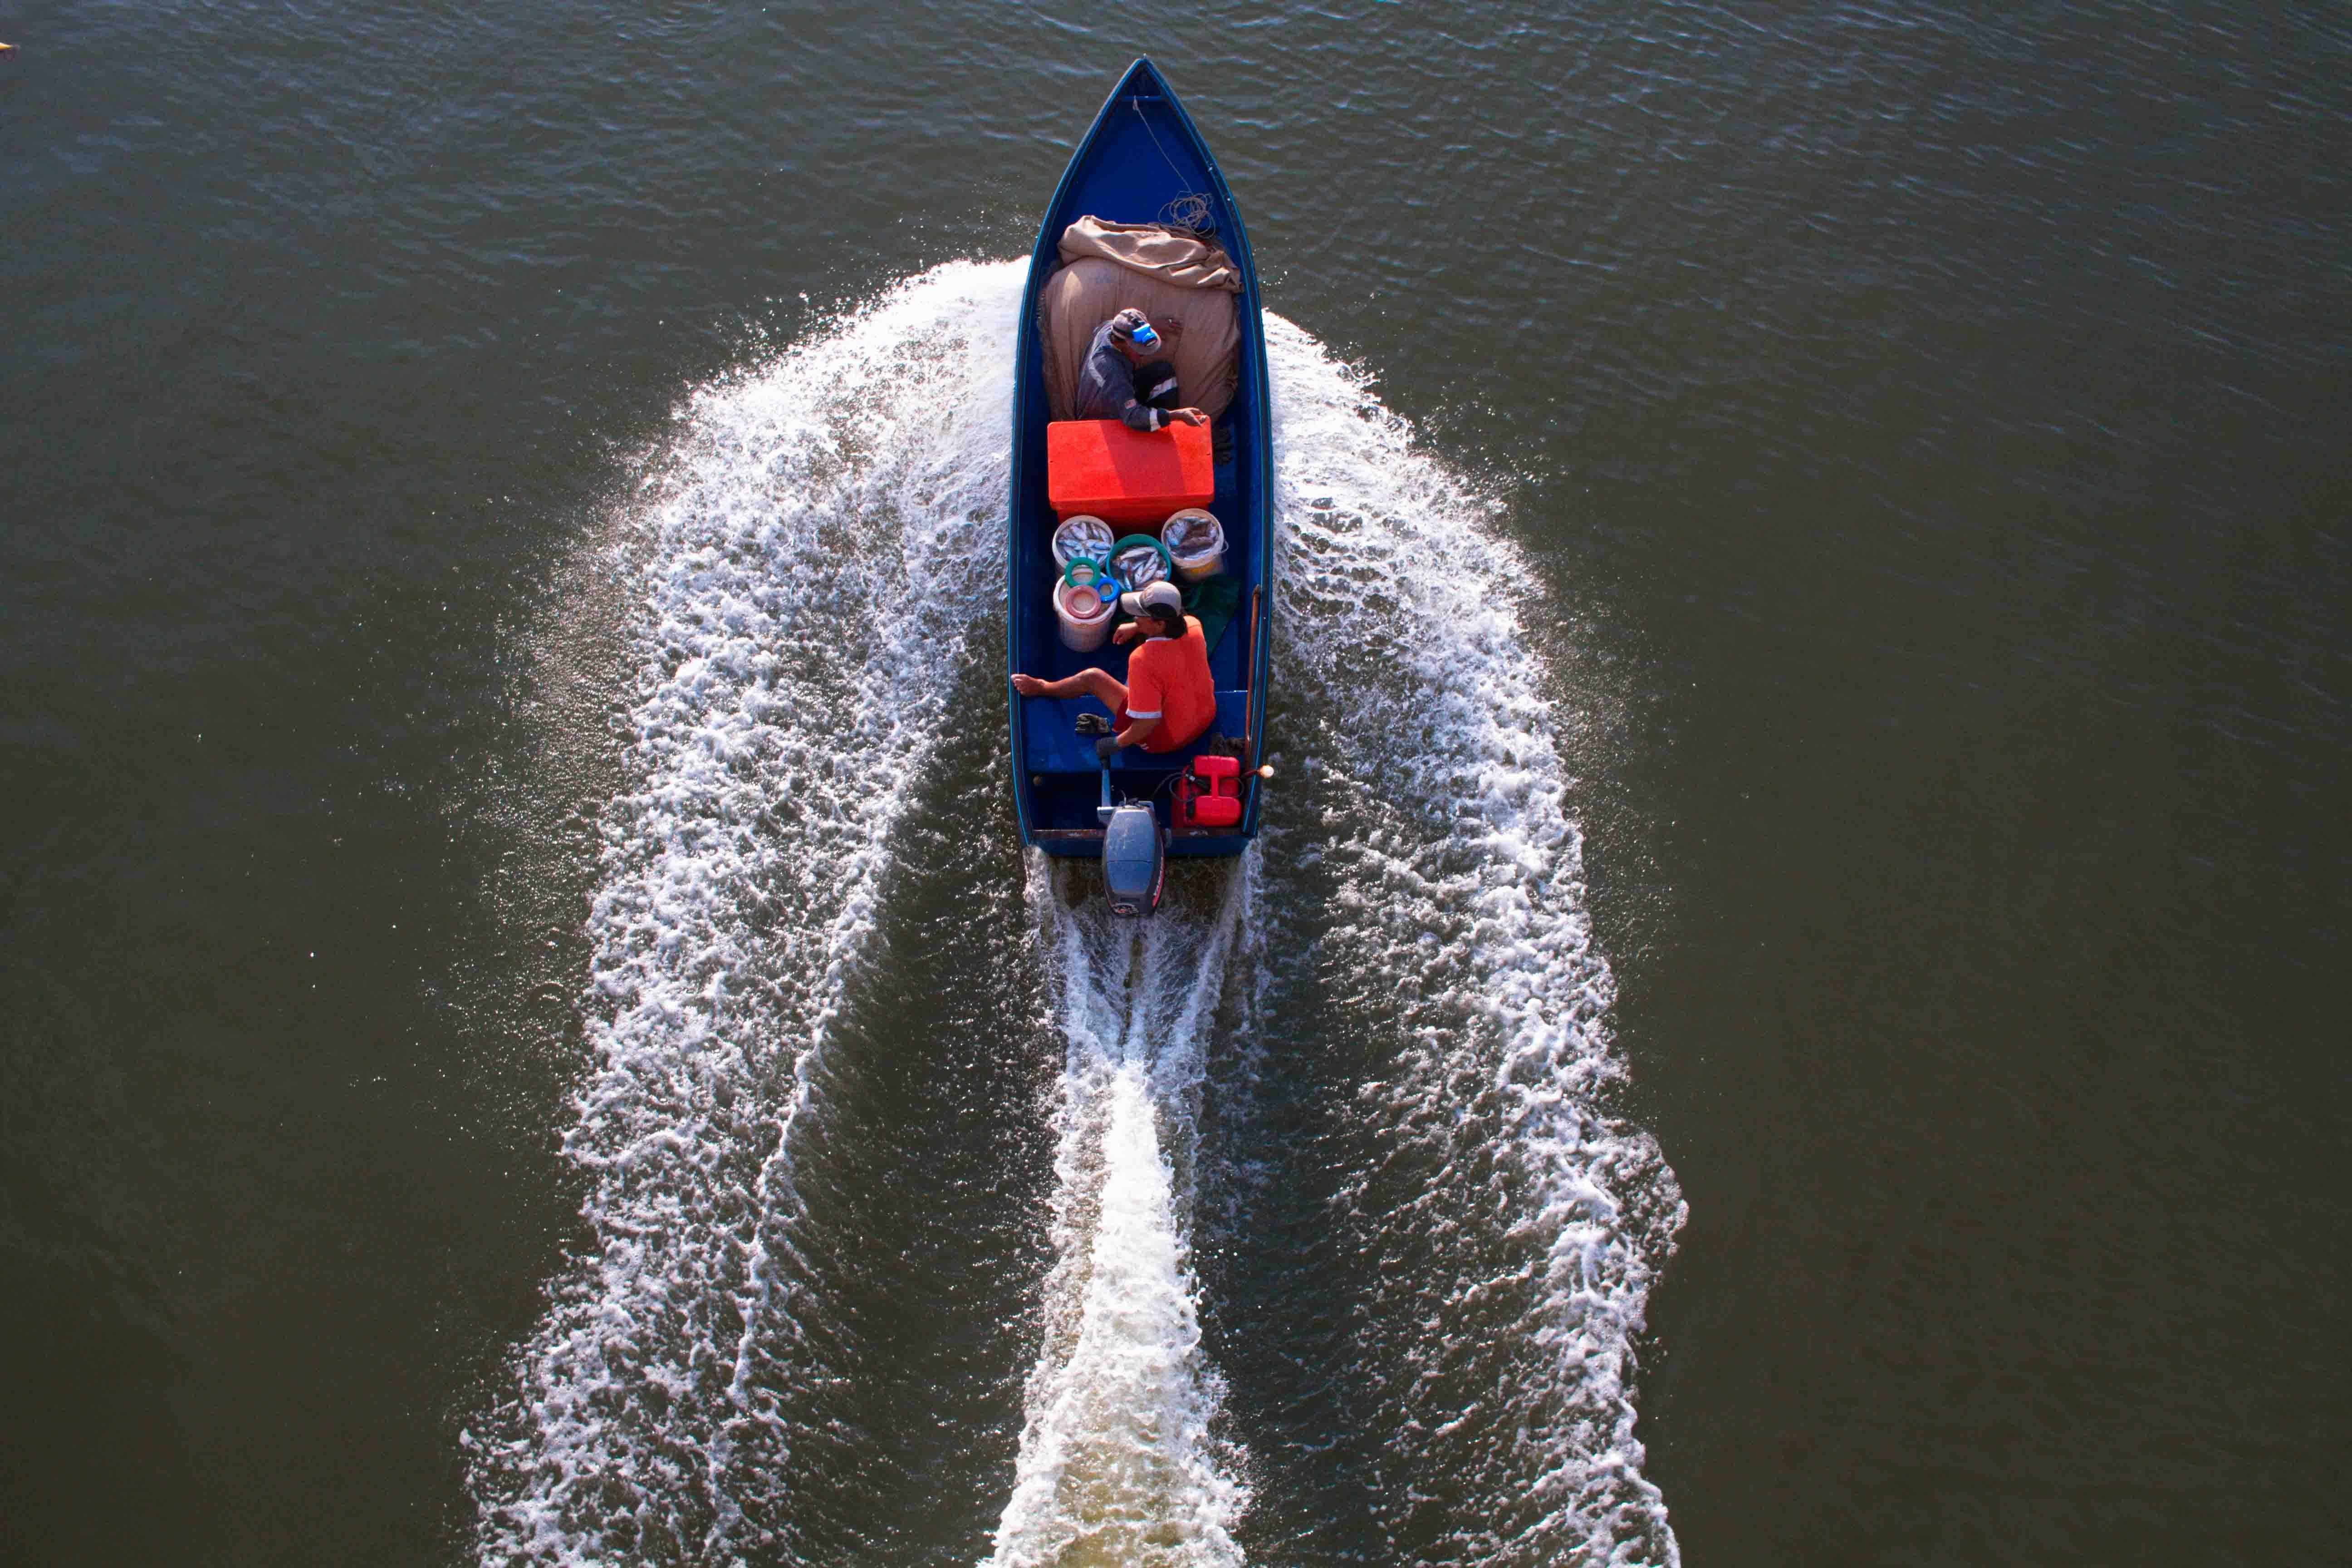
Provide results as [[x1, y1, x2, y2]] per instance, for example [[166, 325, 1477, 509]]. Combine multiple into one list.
[[5, 1, 2347, 1563]]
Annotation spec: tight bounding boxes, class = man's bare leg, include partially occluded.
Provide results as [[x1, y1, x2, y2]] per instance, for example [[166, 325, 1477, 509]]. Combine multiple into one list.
[[1010, 668, 1128, 708]]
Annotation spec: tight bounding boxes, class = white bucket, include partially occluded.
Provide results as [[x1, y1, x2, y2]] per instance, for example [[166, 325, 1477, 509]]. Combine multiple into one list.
[[1163, 508, 1227, 581], [1053, 515, 1114, 570], [1054, 577, 1113, 652]]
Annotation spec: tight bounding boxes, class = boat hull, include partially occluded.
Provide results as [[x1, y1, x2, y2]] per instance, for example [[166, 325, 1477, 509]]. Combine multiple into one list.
[[1006, 59, 1273, 859]]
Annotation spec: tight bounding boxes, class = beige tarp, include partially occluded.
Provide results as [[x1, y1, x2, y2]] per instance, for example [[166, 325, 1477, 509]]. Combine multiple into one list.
[[1058, 216, 1244, 291], [1039, 219, 1242, 421]]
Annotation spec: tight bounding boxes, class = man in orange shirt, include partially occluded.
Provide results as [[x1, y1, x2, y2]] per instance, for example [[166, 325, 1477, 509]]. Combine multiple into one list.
[[1011, 580, 1215, 761]]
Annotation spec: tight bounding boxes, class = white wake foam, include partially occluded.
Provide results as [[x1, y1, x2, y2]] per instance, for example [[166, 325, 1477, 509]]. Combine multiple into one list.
[[469, 260, 1026, 1565], [1251, 313, 1687, 1565], [985, 861, 1253, 1568], [470, 263, 1681, 1567]]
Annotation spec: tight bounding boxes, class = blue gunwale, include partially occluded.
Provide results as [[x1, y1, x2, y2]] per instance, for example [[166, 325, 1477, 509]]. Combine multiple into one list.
[[1007, 58, 1273, 858]]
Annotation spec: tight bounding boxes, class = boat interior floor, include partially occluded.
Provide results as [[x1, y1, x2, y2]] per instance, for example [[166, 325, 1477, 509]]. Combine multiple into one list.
[[1021, 430, 1246, 782]]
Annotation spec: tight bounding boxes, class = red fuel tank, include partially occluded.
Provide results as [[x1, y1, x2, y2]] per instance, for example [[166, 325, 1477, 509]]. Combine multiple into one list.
[[1175, 754, 1245, 829]]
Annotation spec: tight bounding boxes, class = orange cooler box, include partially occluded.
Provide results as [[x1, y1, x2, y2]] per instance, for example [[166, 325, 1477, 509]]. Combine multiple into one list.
[[1046, 419, 1214, 525]]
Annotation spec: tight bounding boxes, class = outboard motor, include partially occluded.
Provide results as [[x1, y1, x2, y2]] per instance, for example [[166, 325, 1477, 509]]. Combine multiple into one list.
[[1098, 766, 1165, 917]]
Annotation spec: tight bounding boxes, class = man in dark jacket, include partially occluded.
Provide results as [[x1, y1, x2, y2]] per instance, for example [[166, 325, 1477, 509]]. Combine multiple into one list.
[[1076, 308, 1209, 433]]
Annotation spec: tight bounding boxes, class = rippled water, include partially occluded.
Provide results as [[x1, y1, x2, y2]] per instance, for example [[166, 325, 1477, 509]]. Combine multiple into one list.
[[5, 1, 2347, 1563], [453, 267, 1679, 1563]]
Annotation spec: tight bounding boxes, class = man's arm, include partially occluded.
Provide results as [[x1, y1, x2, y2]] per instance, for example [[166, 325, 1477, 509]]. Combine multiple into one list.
[[1112, 714, 1161, 751], [1120, 401, 1210, 432]]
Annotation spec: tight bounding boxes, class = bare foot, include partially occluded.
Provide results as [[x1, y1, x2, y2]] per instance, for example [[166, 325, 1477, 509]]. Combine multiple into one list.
[[1009, 673, 1046, 697]]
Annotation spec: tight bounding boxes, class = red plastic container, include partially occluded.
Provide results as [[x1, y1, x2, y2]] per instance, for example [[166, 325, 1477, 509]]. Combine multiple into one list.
[[1176, 754, 1245, 829], [1046, 419, 1215, 525]]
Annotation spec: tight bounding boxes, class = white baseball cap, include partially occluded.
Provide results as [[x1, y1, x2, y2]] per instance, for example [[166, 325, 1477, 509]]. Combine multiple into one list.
[[1117, 580, 1186, 623]]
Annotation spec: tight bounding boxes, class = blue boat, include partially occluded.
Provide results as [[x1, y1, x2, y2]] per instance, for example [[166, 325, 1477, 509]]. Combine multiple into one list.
[[1007, 58, 1273, 877]]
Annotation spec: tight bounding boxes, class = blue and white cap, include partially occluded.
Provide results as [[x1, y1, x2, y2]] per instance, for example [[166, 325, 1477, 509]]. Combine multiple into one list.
[[1110, 307, 1158, 349]]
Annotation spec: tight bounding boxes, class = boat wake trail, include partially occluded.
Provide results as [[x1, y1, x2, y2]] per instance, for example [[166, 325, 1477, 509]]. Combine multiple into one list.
[[468, 261, 1024, 1566], [1200, 317, 1687, 1565], [470, 260, 1678, 1567], [986, 860, 1253, 1568]]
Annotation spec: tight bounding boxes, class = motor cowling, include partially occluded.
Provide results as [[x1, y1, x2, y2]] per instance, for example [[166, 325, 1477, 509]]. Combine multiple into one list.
[[1101, 802, 1165, 917]]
